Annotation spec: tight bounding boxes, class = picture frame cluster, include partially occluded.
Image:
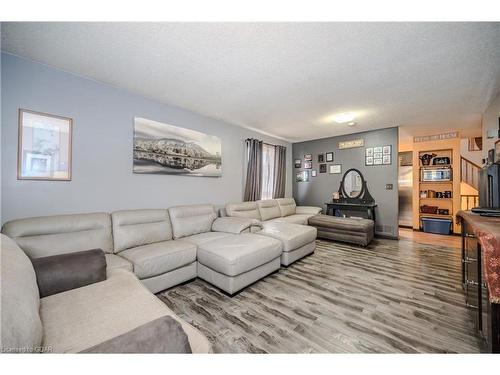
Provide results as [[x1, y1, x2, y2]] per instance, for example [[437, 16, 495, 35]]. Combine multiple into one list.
[[295, 151, 340, 182], [365, 145, 391, 166]]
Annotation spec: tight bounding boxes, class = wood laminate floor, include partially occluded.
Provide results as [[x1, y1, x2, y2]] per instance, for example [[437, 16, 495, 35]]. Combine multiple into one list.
[[158, 238, 482, 353]]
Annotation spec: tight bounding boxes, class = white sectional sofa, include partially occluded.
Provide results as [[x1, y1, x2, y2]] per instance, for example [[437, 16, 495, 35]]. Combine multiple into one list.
[[225, 198, 322, 225], [224, 198, 321, 266], [1, 200, 321, 352]]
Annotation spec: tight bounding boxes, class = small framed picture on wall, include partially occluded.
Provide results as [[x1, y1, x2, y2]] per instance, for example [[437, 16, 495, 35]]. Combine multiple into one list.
[[318, 154, 325, 163], [319, 163, 327, 173], [294, 159, 301, 168], [329, 164, 341, 174], [304, 154, 312, 161], [383, 155, 391, 165], [311, 170, 317, 177], [304, 161, 312, 169], [17, 109, 73, 181], [326, 152, 334, 162], [365, 156, 374, 165]]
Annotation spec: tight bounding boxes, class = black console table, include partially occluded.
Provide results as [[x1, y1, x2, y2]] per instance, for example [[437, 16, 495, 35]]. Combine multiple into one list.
[[325, 201, 378, 223]]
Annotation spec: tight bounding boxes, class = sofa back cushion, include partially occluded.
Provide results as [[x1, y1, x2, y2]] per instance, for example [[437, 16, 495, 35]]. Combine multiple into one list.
[[257, 200, 281, 221], [1, 234, 43, 351], [2, 213, 113, 258], [225, 202, 261, 220], [168, 204, 217, 239], [111, 209, 172, 253], [276, 198, 297, 217]]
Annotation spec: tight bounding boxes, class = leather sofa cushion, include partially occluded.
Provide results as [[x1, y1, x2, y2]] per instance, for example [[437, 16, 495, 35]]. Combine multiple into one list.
[[183, 232, 233, 246], [259, 222, 317, 252], [81, 316, 191, 353], [308, 214, 374, 231], [276, 198, 297, 217], [0, 234, 43, 351], [197, 233, 282, 276], [168, 204, 217, 239], [2, 212, 113, 258], [257, 200, 281, 221], [40, 269, 211, 353], [269, 214, 314, 225], [32, 249, 107, 298], [120, 240, 196, 279], [106, 254, 133, 274], [225, 202, 261, 220], [111, 209, 172, 253]]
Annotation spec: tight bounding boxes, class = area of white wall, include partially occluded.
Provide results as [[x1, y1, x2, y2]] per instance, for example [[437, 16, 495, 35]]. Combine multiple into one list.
[[482, 91, 500, 159], [1, 53, 292, 223]]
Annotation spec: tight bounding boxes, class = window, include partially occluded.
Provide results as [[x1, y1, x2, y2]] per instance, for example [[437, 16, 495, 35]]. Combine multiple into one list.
[[261, 143, 276, 200]]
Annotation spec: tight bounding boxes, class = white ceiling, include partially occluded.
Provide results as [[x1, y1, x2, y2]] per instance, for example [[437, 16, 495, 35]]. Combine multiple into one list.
[[2, 22, 500, 142]]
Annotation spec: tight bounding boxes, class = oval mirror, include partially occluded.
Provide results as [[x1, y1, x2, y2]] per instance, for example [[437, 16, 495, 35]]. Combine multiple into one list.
[[342, 169, 363, 198]]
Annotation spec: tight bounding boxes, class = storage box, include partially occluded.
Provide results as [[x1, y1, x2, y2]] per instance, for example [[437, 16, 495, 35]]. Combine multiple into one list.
[[421, 217, 452, 235]]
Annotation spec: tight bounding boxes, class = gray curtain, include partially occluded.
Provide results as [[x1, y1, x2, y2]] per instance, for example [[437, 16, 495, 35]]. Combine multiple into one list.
[[273, 145, 287, 198], [243, 139, 263, 202]]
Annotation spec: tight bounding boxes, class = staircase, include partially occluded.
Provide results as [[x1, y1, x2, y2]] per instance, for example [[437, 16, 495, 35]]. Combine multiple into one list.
[[461, 156, 481, 190], [460, 156, 481, 210]]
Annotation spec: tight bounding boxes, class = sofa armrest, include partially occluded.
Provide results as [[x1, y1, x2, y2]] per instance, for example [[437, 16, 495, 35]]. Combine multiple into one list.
[[211, 217, 257, 234], [31, 249, 107, 297], [296, 206, 322, 215]]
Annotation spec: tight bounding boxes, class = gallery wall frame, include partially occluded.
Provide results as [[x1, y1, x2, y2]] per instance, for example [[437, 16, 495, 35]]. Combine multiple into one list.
[[17, 108, 73, 181]]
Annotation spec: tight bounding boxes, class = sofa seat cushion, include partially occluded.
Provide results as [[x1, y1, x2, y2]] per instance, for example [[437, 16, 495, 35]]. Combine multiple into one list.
[[106, 253, 133, 273], [259, 222, 317, 252], [120, 240, 196, 279], [268, 214, 315, 225], [183, 231, 233, 246], [40, 269, 210, 353], [197, 233, 282, 276]]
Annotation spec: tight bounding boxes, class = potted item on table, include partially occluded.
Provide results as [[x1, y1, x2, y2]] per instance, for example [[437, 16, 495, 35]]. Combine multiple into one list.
[[332, 191, 340, 200], [420, 190, 428, 198], [419, 153, 437, 166]]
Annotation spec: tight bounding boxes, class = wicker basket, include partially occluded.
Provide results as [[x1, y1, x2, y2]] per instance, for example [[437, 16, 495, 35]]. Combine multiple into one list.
[[420, 205, 438, 214]]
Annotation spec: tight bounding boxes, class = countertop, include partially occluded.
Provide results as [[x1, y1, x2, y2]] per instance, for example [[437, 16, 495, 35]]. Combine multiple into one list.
[[457, 210, 500, 304]]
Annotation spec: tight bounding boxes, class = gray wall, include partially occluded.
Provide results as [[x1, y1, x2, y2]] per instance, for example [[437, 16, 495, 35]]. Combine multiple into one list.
[[293, 127, 399, 238], [1, 53, 292, 223]]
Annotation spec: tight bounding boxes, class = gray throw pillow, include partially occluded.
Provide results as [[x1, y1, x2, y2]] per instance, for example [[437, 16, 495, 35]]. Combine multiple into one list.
[[31, 249, 107, 297], [81, 316, 192, 353]]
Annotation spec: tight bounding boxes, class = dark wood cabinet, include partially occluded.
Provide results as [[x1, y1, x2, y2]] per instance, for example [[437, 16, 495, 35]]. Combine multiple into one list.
[[460, 218, 500, 352]]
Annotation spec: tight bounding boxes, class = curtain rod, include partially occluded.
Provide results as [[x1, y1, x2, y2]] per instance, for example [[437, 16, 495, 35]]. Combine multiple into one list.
[[245, 138, 285, 148]]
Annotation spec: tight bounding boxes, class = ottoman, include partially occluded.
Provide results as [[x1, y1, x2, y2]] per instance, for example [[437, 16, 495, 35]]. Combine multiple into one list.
[[308, 214, 374, 246], [196, 233, 283, 295], [258, 222, 317, 266]]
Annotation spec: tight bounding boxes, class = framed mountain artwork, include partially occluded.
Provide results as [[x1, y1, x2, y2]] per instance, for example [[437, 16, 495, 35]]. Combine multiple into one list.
[[133, 117, 222, 177]]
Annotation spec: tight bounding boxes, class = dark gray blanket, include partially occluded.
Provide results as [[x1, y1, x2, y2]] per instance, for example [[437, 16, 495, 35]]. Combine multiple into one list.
[[81, 316, 192, 353]]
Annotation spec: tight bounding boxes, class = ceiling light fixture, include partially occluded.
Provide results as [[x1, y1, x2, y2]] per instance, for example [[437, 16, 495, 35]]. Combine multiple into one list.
[[333, 112, 355, 124]]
